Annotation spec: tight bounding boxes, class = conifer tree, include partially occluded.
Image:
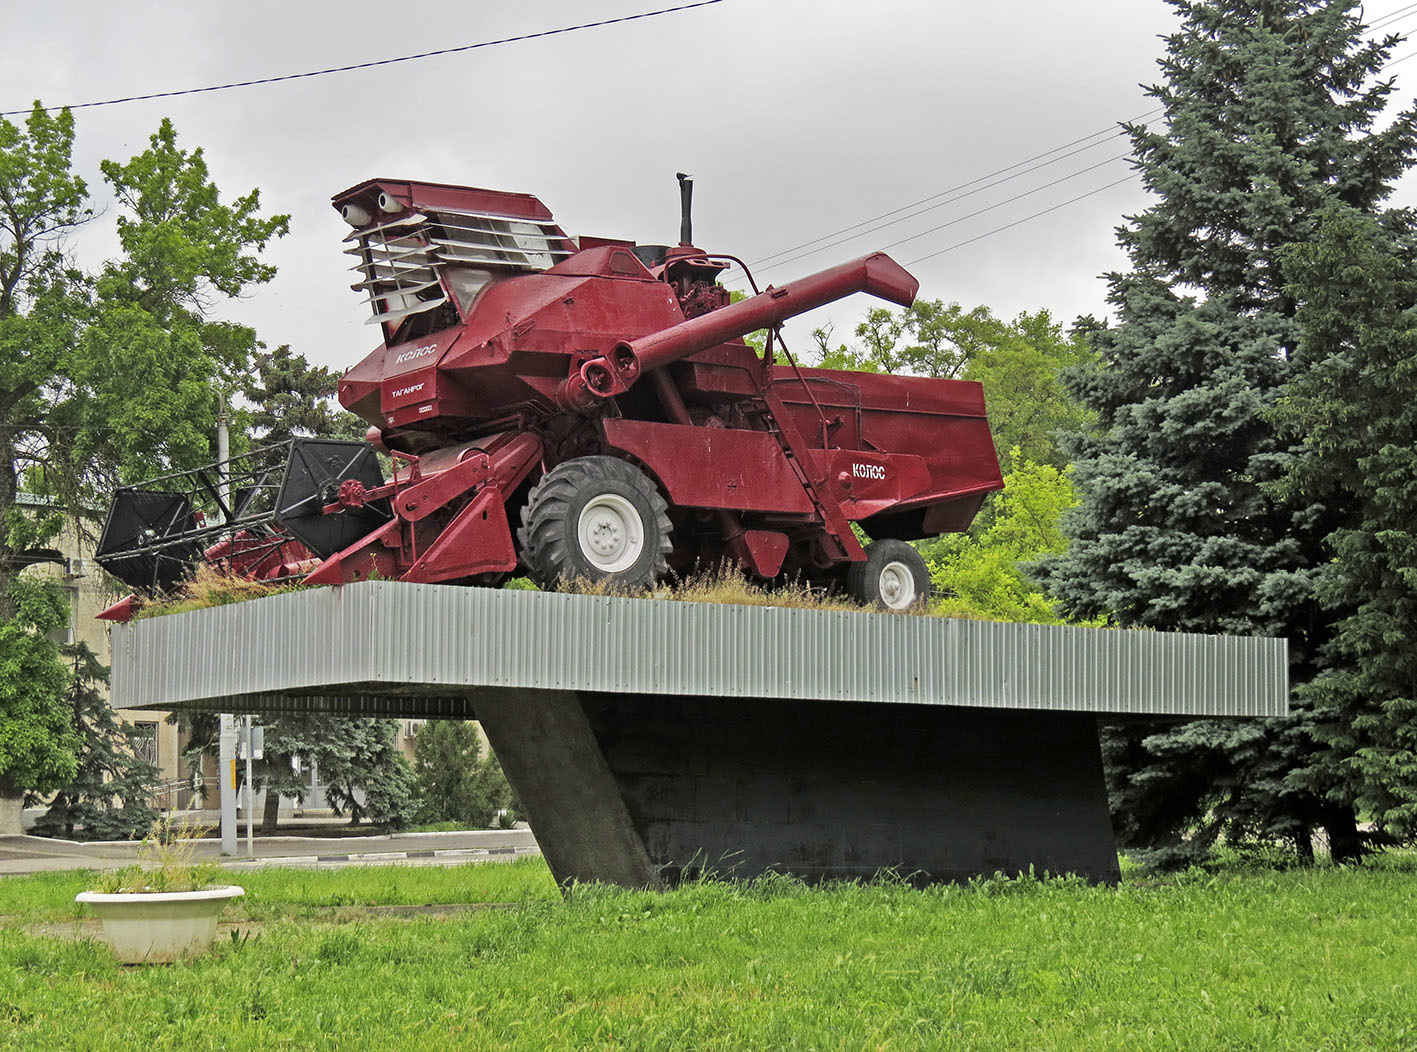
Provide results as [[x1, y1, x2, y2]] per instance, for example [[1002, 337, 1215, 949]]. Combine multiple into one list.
[[29, 643, 159, 841], [243, 344, 366, 445], [411, 721, 513, 828], [1038, 0, 1417, 863], [1278, 207, 1417, 839]]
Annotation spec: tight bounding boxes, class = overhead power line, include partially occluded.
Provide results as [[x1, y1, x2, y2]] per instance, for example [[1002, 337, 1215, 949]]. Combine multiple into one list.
[[902, 175, 1137, 268], [747, 108, 1161, 271], [1369, 1, 1417, 31], [754, 151, 1131, 276], [878, 155, 1130, 254], [746, 11, 1417, 283], [1, 1, 726, 117], [740, 6, 1417, 281]]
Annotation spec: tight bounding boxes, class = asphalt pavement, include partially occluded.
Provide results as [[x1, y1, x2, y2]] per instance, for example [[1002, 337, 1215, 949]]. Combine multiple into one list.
[[0, 827, 540, 876]]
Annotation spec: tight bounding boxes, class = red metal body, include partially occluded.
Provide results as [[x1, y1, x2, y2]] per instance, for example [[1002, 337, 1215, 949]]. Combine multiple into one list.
[[308, 177, 1003, 587], [95, 176, 1004, 614]]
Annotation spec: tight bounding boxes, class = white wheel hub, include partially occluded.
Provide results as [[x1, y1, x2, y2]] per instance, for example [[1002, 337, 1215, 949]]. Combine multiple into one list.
[[878, 560, 917, 609], [577, 493, 644, 573]]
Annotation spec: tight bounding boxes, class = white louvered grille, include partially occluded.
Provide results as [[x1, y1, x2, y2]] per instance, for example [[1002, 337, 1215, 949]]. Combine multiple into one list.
[[345, 208, 574, 324]]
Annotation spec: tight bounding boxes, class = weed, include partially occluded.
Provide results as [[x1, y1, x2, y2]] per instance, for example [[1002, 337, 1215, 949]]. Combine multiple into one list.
[[226, 929, 259, 952], [90, 818, 222, 894], [134, 565, 311, 620]]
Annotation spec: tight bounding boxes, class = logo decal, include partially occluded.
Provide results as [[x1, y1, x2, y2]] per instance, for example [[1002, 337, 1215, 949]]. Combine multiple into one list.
[[393, 343, 439, 365]]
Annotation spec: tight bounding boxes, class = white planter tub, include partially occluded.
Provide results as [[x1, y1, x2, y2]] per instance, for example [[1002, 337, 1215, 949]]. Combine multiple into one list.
[[76, 886, 245, 963]]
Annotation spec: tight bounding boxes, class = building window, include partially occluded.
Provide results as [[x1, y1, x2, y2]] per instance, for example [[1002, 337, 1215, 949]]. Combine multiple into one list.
[[131, 722, 159, 766], [45, 586, 78, 646]]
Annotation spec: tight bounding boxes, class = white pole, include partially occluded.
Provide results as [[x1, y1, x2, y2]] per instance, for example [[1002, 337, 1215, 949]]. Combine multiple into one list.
[[218, 401, 240, 854], [244, 715, 255, 855], [218, 714, 237, 856]]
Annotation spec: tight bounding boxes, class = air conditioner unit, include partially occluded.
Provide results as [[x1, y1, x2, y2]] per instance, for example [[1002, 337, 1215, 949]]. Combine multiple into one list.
[[405, 719, 422, 737], [64, 557, 88, 579]]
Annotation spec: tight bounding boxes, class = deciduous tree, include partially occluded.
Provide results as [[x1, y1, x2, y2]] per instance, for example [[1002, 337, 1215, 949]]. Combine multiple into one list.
[[927, 455, 1079, 624], [812, 300, 1094, 473], [0, 104, 287, 820], [0, 105, 89, 825]]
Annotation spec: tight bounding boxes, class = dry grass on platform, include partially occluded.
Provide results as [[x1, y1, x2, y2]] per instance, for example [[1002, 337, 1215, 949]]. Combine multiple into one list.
[[132, 566, 305, 620], [561, 566, 987, 619], [134, 563, 986, 621]]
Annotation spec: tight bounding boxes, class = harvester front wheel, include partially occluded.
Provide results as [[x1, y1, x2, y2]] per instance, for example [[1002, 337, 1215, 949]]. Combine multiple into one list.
[[847, 540, 930, 611], [519, 457, 672, 591]]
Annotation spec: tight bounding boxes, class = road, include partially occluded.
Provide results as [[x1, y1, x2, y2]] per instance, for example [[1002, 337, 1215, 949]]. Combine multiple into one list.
[[0, 827, 540, 876]]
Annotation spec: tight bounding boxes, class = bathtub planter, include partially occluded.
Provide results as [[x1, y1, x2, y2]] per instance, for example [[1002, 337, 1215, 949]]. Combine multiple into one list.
[[76, 886, 244, 963]]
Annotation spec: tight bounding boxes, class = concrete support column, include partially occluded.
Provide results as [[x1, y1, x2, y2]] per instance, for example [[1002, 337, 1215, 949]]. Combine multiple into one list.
[[474, 688, 660, 889], [581, 694, 1120, 885]]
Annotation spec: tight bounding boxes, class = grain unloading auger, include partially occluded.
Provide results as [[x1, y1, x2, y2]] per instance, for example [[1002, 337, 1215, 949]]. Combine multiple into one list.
[[97, 177, 1003, 617]]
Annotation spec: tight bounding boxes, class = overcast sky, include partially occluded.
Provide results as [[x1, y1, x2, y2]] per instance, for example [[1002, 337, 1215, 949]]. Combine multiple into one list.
[[4, 1, 1416, 375]]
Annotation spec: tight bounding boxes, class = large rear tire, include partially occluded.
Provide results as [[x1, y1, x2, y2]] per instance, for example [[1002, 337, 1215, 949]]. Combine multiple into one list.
[[518, 456, 672, 591], [847, 539, 930, 611]]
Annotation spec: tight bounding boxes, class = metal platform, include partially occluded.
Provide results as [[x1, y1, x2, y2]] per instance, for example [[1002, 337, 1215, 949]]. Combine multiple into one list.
[[110, 581, 1287, 718], [109, 582, 1288, 888]]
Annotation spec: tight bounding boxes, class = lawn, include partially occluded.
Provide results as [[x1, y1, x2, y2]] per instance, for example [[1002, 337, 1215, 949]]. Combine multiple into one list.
[[1, 856, 1414, 1050]]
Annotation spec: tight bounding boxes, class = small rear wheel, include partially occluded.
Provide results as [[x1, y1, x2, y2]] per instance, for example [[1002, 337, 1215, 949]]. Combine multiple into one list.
[[518, 456, 672, 591], [847, 539, 930, 611]]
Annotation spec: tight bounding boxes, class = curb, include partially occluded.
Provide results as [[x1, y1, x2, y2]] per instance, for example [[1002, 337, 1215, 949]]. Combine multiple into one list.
[[219, 845, 541, 869]]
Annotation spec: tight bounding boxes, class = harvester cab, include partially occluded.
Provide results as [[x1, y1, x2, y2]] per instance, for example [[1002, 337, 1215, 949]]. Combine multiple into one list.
[[96, 176, 1003, 617]]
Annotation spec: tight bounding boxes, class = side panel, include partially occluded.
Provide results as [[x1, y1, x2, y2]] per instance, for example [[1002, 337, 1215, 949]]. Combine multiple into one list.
[[677, 355, 1004, 521], [774, 368, 1003, 516], [601, 419, 815, 515]]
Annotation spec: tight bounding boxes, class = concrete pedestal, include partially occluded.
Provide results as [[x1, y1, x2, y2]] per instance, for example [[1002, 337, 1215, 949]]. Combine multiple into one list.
[[109, 583, 1286, 890], [477, 690, 1120, 887]]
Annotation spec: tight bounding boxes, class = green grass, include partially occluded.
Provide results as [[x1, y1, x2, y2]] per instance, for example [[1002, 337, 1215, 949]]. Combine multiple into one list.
[[2, 858, 1415, 1050], [0, 856, 557, 925]]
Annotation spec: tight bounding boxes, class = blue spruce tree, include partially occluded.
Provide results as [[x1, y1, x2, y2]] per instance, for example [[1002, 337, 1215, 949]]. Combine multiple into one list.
[[1039, 0, 1417, 864]]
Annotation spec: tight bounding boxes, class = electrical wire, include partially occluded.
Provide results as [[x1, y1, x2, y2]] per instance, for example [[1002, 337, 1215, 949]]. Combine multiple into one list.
[[746, 109, 1160, 270], [902, 175, 1137, 268], [758, 152, 1130, 278], [745, 10, 1417, 284], [1, 1, 726, 117], [1369, 1, 1417, 31]]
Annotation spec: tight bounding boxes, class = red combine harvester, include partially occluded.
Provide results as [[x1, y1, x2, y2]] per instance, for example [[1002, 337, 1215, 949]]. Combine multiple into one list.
[[96, 177, 1003, 615]]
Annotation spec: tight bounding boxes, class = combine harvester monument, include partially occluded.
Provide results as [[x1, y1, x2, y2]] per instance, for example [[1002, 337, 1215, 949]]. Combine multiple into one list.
[[98, 177, 1287, 886]]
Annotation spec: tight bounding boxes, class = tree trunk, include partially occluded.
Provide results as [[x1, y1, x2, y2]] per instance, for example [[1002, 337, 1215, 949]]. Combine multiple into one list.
[[0, 430, 21, 622], [261, 785, 281, 833], [0, 774, 23, 835], [1324, 807, 1364, 864]]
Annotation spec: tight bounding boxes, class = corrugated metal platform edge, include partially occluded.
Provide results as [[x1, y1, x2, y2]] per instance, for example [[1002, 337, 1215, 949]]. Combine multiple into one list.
[[109, 581, 1289, 718]]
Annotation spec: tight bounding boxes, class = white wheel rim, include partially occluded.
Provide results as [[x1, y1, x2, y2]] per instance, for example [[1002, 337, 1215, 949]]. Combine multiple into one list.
[[577, 493, 645, 573], [878, 560, 917, 609]]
